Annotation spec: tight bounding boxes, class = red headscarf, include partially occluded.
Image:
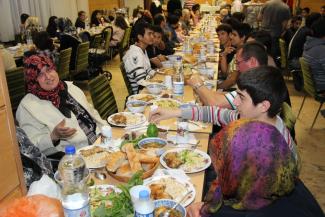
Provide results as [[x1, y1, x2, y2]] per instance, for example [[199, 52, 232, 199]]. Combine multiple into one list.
[[24, 54, 65, 108]]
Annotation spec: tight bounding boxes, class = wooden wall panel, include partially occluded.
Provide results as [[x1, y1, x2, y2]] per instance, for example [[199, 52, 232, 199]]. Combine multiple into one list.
[[88, 0, 123, 15], [298, 0, 324, 13]]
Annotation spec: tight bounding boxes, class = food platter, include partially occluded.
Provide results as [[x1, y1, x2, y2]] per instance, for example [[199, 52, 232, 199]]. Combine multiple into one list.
[[160, 148, 211, 174], [107, 112, 146, 127], [89, 184, 121, 214], [128, 93, 157, 103], [157, 68, 175, 75], [144, 175, 196, 207], [77, 145, 110, 168], [153, 98, 181, 109]]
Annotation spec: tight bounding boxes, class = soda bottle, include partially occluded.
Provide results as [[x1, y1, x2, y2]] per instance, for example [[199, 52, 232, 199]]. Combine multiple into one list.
[[59, 145, 90, 217], [134, 190, 154, 217]]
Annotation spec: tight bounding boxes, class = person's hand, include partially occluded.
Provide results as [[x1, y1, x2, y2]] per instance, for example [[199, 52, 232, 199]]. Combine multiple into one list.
[[187, 202, 204, 217], [149, 108, 181, 123], [51, 119, 77, 142], [157, 54, 167, 62], [222, 46, 236, 56], [187, 74, 204, 87]]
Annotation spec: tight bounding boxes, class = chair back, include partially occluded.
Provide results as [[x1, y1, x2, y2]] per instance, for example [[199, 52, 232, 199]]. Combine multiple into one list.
[[281, 102, 296, 133], [120, 27, 132, 50], [91, 34, 102, 49], [5, 67, 25, 112], [120, 62, 133, 96], [72, 42, 89, 77], [103, 27, 113, 53], [279, 38, 287, 69], [299, 57, 317, 98], [57, 48, 72, 80], [88, 74, 118, 120]]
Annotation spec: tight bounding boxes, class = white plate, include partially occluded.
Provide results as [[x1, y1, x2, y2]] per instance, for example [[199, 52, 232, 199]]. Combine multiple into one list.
[[107, 112, 147, 128], [144, 175, 196, 207], [77, 145, 110, 169], [160, 148, 211, 174], [153, 98, 181, 109], [89, 184, 121, 213], [128, 93, 157, 103]]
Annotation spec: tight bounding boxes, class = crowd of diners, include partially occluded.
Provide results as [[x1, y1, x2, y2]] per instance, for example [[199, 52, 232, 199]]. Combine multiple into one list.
[[0, 0, 324, 216]]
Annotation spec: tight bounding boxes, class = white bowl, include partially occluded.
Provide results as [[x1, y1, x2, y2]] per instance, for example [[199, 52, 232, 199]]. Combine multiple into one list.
[[126, 100, 147, 113], [138, 137, 167, 156], [146, 83, 165, 95], [161, 61, 173, 69], [154, 199, 186, 217]]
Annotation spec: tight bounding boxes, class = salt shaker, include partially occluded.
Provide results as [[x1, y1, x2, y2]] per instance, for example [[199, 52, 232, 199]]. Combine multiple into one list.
[[101, 125, 112, 144]]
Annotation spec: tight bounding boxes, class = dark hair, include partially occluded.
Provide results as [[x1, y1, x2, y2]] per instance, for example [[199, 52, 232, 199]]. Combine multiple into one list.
[[237, 66, 287, 117], [57, 17, 73, 32], [311, 17, 325, 38], [305, 12, 321, 28], [232, 12, 245, 23], [78, 11, 86, 17], [232, 23, 251, 38], [132, 8, 140, 18], [91, 10, 101, 26], [134, 22, 152, 42], [151, 25, 163, 34], [222, 17, 240, 28], [245, 30, 272, 55], [142, 10, 154, 24], [291, 15, 302, 23], [302, 7, 310, 14], [46, 16, 58, 37], [216, 24, 232, 34], [167, 14, 179, 25], [20, 13, 29, 24], [241, 41, 268, 66], [114, 15, 128, 30], [154, 14, 165, 25], [32, 31, 55, 51], [192, 4, 200, 12], [47, 16, 57, 27], [173, 9, 182, 18]]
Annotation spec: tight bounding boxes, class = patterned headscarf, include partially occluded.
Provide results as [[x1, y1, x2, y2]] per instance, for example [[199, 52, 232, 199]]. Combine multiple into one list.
[[24, 53, 65, 108], [201, 120, 298, 216]]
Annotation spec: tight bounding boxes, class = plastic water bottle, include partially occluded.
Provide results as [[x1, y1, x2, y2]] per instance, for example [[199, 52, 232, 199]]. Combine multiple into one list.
[[173, 57, 184, 99], [59, 145, 90, 217], [26, 29, 33, 45], [134, 190, 154, 217]]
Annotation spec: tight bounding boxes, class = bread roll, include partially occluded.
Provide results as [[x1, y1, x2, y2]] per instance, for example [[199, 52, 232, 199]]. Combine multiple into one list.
[[106, 151, 127, 172], [124, 143, 142, 173], [116, 163, 133, 178]]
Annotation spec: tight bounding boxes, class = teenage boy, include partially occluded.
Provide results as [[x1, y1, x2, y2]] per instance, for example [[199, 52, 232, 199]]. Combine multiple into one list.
[[122, 22, 155, 94], [150, 66, 299, 163], [219, 22, 251, 89]]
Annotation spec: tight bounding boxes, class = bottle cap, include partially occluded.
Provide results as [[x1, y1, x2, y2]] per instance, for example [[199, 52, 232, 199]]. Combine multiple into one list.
[[139, 190, 149, 199], [65, 145, 76, 154]]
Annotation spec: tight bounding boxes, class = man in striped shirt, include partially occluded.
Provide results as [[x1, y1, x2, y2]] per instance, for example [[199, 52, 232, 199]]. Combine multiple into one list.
[[150, 66, 299, 165], [122, 22, 156, 94]]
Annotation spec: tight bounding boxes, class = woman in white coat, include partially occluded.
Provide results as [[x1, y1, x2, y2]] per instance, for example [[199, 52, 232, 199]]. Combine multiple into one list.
[[16, 53, 107, 159]]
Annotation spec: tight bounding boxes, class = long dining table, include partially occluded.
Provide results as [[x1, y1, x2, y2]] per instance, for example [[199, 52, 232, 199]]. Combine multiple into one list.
[[92, 14, 220, 204]]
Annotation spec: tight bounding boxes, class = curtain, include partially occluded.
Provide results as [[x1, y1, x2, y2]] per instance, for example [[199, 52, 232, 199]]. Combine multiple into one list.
[[0, 0, 83, 42]]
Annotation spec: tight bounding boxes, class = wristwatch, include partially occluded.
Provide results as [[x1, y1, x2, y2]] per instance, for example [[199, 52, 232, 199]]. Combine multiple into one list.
[[193, 82, 204, 91]]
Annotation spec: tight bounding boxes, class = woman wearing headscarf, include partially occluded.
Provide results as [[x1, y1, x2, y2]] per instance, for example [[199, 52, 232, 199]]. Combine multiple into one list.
[[16, 54, 106, 160], [187, 120, 324, 217]]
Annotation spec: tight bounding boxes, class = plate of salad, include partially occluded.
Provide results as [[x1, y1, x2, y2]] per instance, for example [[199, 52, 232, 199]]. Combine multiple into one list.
[[160, 148, 211, 173]]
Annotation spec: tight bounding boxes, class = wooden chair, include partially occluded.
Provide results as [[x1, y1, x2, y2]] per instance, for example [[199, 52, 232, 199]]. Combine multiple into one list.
[[102, 26, 113, 57], [90, 34, 102, 49], [297, 57, 325, 131], [57, 48, 72, 80], [5, 67, 25, 112], [88, 74, 118, 120], [281, 102, 296, 140], [120, 62, 133, 96], [71, 42, 89, 79]]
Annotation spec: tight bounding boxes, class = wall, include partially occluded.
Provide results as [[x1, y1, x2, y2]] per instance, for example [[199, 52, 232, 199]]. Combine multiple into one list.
[[88, 0, 121, 15], [296, 0, 324, 13]]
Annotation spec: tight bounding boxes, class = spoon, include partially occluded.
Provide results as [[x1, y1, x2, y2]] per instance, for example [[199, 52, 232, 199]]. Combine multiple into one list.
[[159, 190, 193, 217]]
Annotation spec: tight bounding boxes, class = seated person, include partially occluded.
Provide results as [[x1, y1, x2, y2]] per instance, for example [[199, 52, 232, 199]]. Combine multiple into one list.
[[122, 22, 156, 94], [179, 9, 192, 35], [146, 25, 169, 68], [110, 15, 129, 47], [245, 30, 277, 67], [150, 66, 299, 164], [281, 15, 302, 45], [165, 14, 180, 45], [16, 54, 107, 159], [187, 120, 323, 217], [75, 11, 87, 29], [57, 17, 81, 70], [191, 4, 201, 26], [153, 14, 175, 54], [188, 42, 268, 107], [90, 10, 102, 27], [218, 22, 251, 90], [288, 12, 321, 91], [216, 24, 234, 64], [302, 17, 325, 93], [46, 16, 58, 38]]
